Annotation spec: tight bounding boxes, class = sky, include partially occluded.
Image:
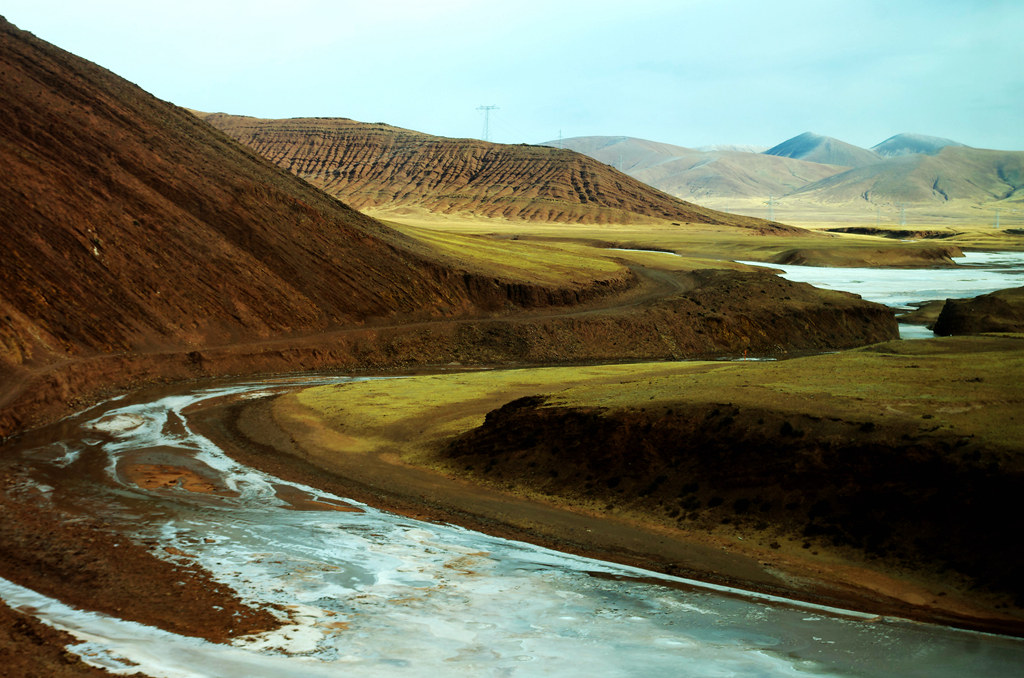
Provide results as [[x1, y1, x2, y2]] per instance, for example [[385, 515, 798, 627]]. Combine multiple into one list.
[[4, 0, 1023, 151]]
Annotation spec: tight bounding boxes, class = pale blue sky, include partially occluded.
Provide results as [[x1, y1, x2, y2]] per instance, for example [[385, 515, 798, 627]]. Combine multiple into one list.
[[4, 0, 1022, 150]]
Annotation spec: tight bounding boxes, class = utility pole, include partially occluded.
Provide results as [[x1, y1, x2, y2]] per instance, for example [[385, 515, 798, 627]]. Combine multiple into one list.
[[477, 105, 498, 142]]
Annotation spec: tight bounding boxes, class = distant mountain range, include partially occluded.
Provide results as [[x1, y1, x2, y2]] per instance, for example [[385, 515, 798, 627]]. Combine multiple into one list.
[[547, 136, 843, 200], [543, 132, 1024, 208]]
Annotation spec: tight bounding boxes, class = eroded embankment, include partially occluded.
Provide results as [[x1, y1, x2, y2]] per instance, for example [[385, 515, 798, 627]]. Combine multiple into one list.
[[439, 397, 1023, 612], [0, 269, 896, 440], [771, 244, 963, 267], [0, 600, 113, 677], [933, 286, 1024, 335]]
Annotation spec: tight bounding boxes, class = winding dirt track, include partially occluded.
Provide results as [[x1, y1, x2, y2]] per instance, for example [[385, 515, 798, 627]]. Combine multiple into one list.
[[0, 262, 684, 429]]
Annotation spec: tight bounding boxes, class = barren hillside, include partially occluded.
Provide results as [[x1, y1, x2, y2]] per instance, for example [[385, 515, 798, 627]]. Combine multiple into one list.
[[791, 146, 1024, 205], [871, 133, 965, 158], [0, 17, 623, 419], [200, 114, 788, 229]]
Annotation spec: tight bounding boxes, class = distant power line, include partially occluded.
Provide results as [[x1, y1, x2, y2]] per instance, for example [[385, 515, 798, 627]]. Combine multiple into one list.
[[476, 105, 498, 142]]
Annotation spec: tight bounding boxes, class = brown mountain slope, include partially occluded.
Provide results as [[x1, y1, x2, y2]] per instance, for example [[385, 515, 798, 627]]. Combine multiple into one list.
[[0, 18, 626, 411], [199, 113, 791, 229]]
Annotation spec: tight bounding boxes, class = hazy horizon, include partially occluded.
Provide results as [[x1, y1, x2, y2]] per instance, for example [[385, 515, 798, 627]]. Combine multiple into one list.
[[4, 0, 1022, 152]]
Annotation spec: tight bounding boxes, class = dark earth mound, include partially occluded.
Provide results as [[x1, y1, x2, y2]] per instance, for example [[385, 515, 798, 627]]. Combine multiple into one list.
[[442, 397, 1023, 604], [933, 286, 1024, 335], [824, 227, 961, 240]]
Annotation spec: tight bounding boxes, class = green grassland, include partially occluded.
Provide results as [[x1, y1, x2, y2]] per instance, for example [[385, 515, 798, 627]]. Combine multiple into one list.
[[295, 336, 1024, 465]]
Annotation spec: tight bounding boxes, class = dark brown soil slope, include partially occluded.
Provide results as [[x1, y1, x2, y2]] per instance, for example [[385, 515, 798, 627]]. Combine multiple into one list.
[[0, 601, 117, 677], [0, 18, 625, 414], [200, 113, 795, 229], [933, 286, 1024, 335], [442, 396, 1023, 606]]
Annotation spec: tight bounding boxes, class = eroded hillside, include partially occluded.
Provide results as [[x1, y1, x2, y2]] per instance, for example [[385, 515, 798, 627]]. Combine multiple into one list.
[[200, 113, 791, 229]]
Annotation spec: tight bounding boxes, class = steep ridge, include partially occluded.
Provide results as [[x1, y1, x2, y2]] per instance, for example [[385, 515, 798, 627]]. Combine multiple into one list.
[[0, 18, 628, 426], [543, 136, 846, 201], [200, 114, 788, 229]]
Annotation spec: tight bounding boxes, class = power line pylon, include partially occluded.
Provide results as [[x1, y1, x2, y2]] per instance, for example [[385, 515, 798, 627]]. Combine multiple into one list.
[[476, 105, 498, 142]]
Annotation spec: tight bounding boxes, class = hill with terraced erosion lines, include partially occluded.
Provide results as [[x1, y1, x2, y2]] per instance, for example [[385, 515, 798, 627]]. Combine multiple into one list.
[[199, 113, 792, 229], [2, 15, 909, 443]]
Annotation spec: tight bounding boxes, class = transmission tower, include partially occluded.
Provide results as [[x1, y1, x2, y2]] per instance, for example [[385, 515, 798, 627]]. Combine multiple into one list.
[[477, 105, 498, 142], [764, 195, 779, 222], [897, 203, 907, 227]]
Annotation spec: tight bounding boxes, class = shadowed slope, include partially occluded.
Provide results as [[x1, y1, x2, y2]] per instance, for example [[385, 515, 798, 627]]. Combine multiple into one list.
[[200, 114, 791, 229], [0, 17, 585, 378]]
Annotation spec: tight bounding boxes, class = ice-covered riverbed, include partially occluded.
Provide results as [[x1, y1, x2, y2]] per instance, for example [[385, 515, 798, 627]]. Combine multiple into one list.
[[738, 251, 1024, 340], [2, 378, 1023, 677], [738, 251, 1024, 310]]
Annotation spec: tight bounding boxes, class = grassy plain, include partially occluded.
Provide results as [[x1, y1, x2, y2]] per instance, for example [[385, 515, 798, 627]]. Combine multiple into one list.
[[376, 211, 1024, 278], [693, 197, 1024, 233], [293, 336, 1024, 477]]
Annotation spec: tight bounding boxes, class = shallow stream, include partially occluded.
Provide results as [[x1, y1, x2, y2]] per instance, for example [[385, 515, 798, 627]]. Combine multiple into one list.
[[1, 378, 1023, 677]]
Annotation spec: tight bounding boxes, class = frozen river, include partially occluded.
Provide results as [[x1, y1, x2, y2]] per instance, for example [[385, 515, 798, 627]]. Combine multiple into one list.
[[737, 250, 1024, 339], [1, 377, 1022, 677]]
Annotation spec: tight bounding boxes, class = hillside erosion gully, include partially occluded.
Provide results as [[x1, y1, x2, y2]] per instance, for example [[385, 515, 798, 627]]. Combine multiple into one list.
[[0, 264, 896, 440]]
